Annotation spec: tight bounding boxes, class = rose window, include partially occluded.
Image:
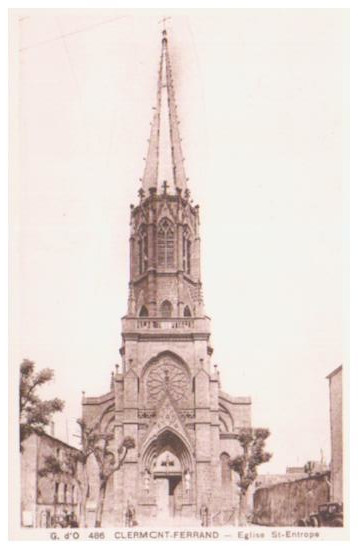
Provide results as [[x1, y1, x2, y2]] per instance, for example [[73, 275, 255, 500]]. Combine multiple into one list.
[[146, 362, 188, 406]]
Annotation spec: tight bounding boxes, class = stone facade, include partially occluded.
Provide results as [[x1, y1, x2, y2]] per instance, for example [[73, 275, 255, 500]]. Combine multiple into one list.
[[21, 433, 82, 527], [327, 365, 343, 503], [82, 29, 253, 526]]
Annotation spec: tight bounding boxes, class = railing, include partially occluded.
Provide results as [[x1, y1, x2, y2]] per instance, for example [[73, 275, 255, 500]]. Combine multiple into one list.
[[122, 317, 211, 333], [137, 318, 193, 329]]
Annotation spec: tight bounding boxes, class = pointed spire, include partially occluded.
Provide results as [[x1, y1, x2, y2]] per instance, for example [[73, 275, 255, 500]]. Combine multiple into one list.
[[141, 28, 187, 195]]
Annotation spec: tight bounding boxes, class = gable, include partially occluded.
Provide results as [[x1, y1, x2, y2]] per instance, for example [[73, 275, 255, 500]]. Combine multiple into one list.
[[140, 393, 192, 452]]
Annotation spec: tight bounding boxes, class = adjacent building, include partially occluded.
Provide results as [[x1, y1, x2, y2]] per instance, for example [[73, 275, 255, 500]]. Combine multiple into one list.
[[21, 432, 82, 528], [327, 365, 343, 503], [252, 365, 344, 526]]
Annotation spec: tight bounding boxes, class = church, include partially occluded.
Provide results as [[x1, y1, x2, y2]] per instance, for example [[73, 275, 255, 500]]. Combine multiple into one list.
[[82, 28, 252, 526]]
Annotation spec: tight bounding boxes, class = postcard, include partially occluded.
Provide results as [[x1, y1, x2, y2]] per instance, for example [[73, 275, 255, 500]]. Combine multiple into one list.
[[9, 8, 349, 541]]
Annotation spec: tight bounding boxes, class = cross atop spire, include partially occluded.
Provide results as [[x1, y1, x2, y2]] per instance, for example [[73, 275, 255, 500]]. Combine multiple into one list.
[[158, 16, 171, 33], [141, 27, 187, 195]]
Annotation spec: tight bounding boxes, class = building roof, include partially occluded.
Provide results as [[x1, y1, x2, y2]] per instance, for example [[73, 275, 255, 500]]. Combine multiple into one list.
[[38, 431, 82, 454], [326, 364, 343, 380]]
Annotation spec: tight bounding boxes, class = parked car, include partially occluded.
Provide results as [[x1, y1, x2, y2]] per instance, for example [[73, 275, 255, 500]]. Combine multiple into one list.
[[297, 503, 343, 527]]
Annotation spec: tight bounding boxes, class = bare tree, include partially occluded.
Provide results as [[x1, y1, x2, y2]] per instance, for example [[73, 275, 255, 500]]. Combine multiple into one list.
[[93, 434, 135, 527], [229, 428, 272, 525], [76, 418, 102, 527]]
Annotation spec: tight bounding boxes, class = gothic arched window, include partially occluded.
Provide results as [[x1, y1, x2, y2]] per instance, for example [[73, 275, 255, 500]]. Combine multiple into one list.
[[160, 300, 173, 318], [183, 305, 191, 317], [183, 227, 192, 274], [138, 225, 148, 275], [220, 452, 232, 486], [139, 305, 149, 317], [157, 218, 175, 269]]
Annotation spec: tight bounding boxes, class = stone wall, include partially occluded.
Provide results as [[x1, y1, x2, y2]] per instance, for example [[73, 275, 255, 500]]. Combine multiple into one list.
[[247, 472, 307, 513], [252, 473, 330, 526], [21, 433, 37, 526]]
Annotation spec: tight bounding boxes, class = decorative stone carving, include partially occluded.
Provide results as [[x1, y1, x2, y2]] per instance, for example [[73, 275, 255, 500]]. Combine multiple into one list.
[[156, 403, 181, 432], [179, 409, 195, 422], [146, 362, 189, 406], [144, 469, 151, 492], [140, 394, 192, 452], [138, 410, 156, 419], [184, 469, 191, 492], [157, 200, 176, 222]]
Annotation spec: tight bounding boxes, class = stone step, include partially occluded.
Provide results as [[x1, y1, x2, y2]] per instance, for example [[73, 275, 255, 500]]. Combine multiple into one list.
[[138, 516, 202, 527]]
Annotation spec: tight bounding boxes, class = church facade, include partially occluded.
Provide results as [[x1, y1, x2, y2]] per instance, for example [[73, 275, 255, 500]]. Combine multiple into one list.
[[82, 29, 252, 526]]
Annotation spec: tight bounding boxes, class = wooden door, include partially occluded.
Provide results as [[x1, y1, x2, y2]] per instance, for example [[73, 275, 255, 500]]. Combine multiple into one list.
[[156, 478, 170, 519]]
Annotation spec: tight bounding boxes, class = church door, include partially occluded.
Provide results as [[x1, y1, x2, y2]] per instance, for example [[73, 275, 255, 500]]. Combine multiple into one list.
[[156, 478, 170, 519], [169, 476, 181, 517]]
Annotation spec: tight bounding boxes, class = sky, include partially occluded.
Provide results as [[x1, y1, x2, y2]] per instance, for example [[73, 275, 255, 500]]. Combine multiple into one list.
[[10, 9, 349, 474]]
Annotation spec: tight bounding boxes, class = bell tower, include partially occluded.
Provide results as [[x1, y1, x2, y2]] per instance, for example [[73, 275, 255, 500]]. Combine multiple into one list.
[[126, 28, 204, 323]]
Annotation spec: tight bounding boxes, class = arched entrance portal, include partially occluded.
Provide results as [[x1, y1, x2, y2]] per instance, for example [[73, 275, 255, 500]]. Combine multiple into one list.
[[141, 429, 193, 520], [153, 450, 181, 518]]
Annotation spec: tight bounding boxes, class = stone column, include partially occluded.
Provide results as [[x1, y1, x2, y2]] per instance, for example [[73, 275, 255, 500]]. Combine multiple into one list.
[[122, 368, 139, 519], [147, 201, 157, 316], [194, 368, 212, 516], [177, 196, 184, 316], [210, 370, 221, 514]]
